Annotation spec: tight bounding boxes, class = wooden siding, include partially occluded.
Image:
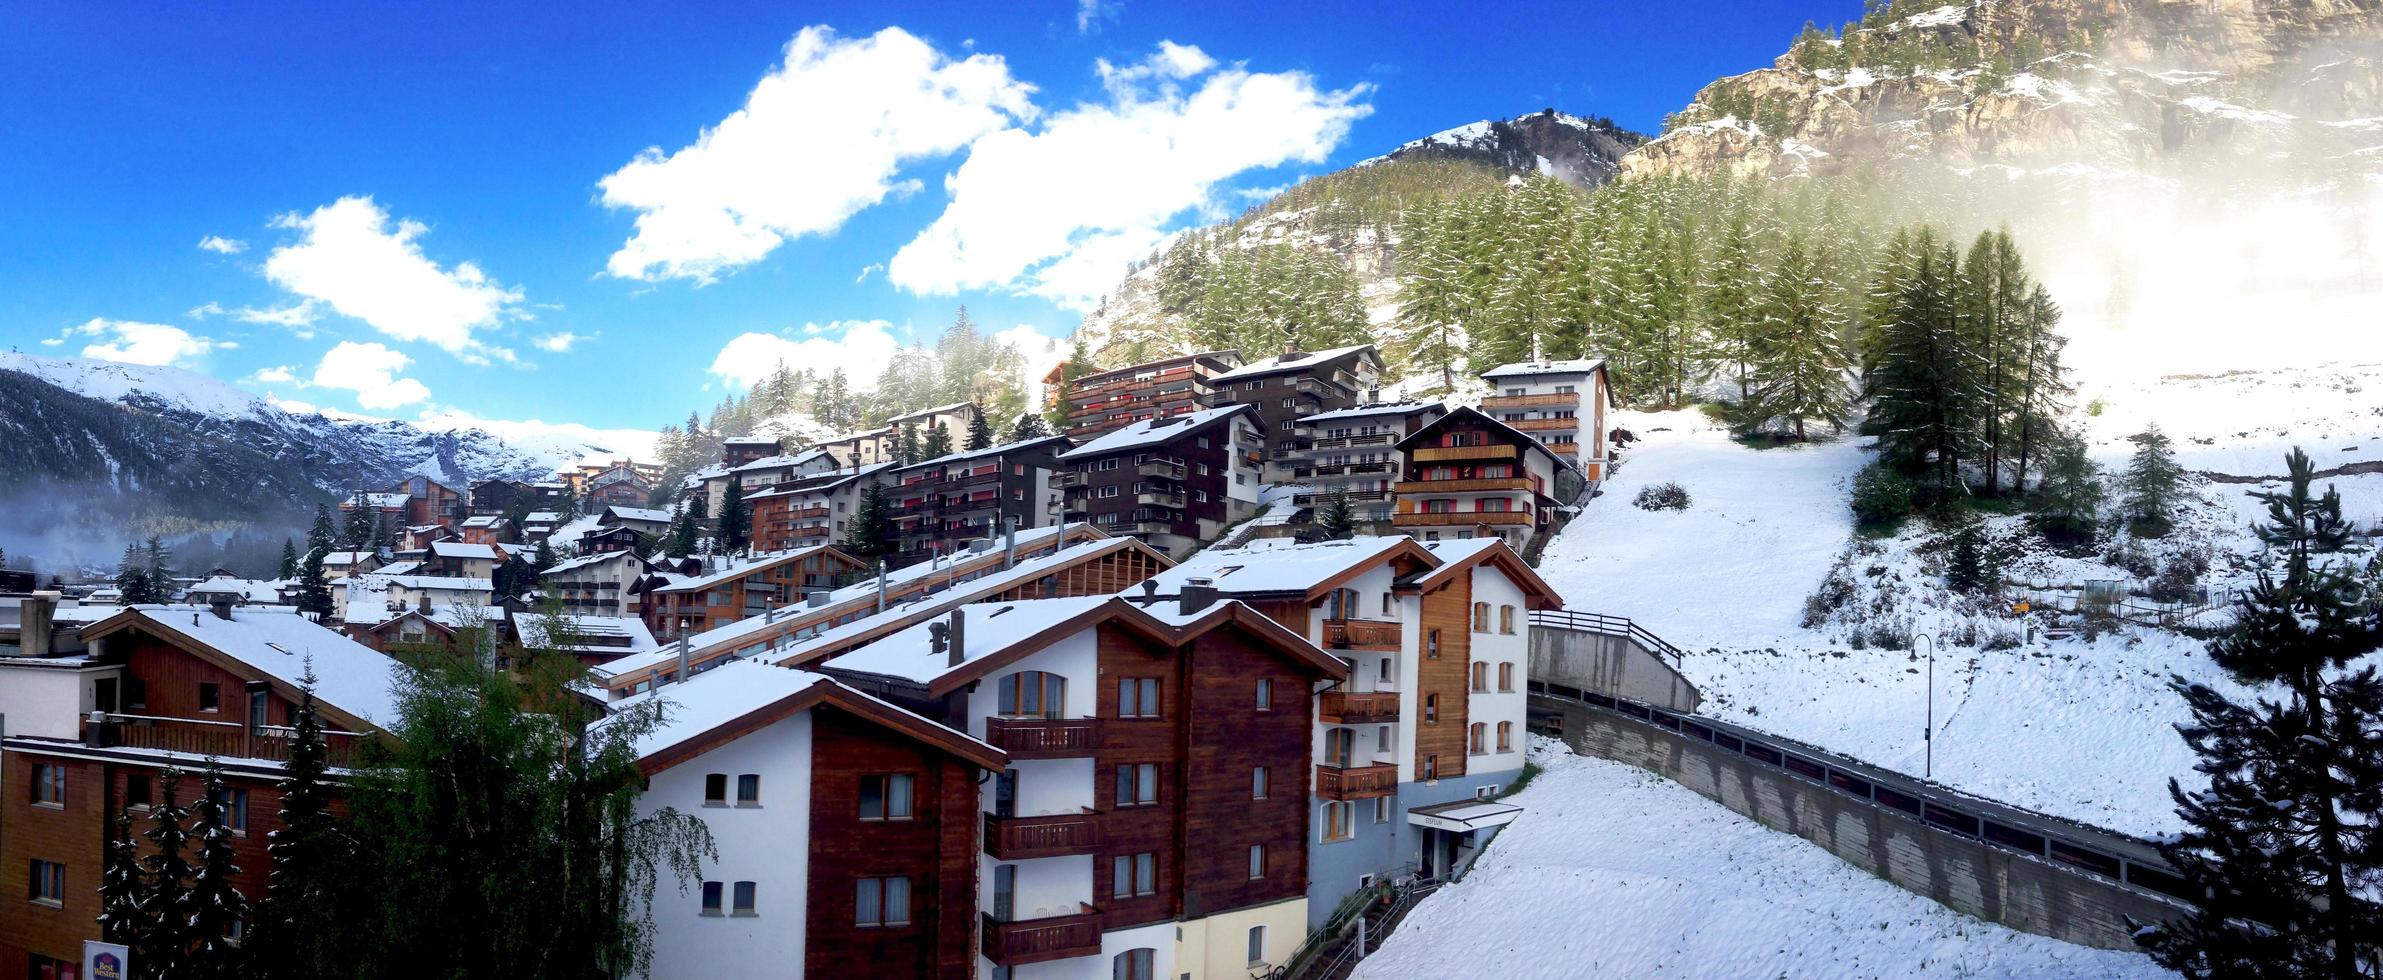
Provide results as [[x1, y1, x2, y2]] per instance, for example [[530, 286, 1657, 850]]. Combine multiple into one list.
[[805, 707, 980, 979], [1415, 574, 1472, 779]]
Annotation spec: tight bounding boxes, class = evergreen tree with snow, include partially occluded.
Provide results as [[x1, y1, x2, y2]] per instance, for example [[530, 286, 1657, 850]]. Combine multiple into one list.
[[2011, 285, 2071, 492], [665, 502, 696, 560], [143, 536, 173, 599], [2137, 447, 2383, 979], [1008, 412, 1050, 443], [137, 767, 196, 979], [99, 813, 146, 950], [1703, 208, 1768, 412], [278, 538, 299, 580], [116, 542, 155, 604], [965, 405, 996, 452], [2121, 424, 2187, 535], [1316, 489, 1358, 540], [1745, 234, 1852, 439], [342, 489, 375, 548], [1945, 526, 1989, 593], [896, 424, 922, 465], [182, 762, 250, 977], [842, 483, 893, 562], [716, 480, 750, 555], [295, 505, 336, 617], [2032, 430, 2104, 544], [922, 423, 954, 460], [1393, 204, 1471, 394], [250, 672, 344, 980], [1861, 237, 1984, 502]]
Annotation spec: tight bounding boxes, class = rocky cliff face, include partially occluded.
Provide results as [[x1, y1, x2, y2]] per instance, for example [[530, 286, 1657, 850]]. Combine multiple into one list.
[[1624, 0, 2383, 181]]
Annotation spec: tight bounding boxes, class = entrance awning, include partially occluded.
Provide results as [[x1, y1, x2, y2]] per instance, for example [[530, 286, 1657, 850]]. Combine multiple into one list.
[[1407, 798, 1523, 833]]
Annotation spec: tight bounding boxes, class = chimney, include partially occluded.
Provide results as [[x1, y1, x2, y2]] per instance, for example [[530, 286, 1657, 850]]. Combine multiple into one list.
[[209, 595, 236, 622], [417, 594, 431, 613], [1179, 576, 1220, 617], [674, 638, 691, 684], [1003, 517, 1018, 570], [1138, 579, 1159, 607], [946, 609, 966, 668], [21, 591, 58, 658], [808, 590, 831, 609], [875, 560, 889, 614]]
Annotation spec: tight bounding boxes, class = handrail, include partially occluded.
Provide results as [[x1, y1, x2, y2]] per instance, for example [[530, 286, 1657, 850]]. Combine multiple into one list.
[[1529, 609, 1686, 664]]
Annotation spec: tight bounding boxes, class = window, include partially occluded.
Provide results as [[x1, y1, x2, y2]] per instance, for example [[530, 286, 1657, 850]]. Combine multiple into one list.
[[1254, 678, 1273, 711], [248, 686, 269, 728], [737, 774, 761, 806], [125, 773, 151, 810], [1111, 852, 1157, 898], [29, 860, 64, 905], [1380, 592, 1392, 615], [1251, 767, 1269, 800], [701, 879, 723, 914], [1115, 763, 1158, 807], [198, 682, 220, 713], [996, 671, 1066, 719], [30, 764, 63, 807], [1099, 458, 1121, 471], [1499, 605, 1516, 634], [1471, 663, 1488, 692], [1247, 844, 1266, 879], [1323, 728, 1354, 768], [1117, 678, 1161, 718], [1100, 485, 1120, 498], [1424, 694, 1438, 724], [1497, 721, 1514, 753], [860, 775, 914, 821], [1499, 663, 1515, 691], [703, 773, 728, 806], [1379, 659, 1392, 684], [125, 678, 147, 710], [1555, 384, 1576, 394], [1373, 796, 1392, 823], [1248, 925, 1268, 966], [1426, 629, 1440, 659], [1472, 602, 1491, 631], [732, 881, 757, 916], [217, 787, 248, 832], [1245, 381, 1262, 391], [1114, 948, 1156, 980], [1322, 801, 1354, 841], [1469, 723, 1487, 755], [856, 876, 911, 927]]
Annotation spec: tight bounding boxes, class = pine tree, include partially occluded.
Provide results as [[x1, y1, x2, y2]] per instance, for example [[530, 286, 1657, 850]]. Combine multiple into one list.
[[665, 502, 697, 560], [99, 813, 147, 950], [1703, 209, 1767, 413], [965, 405, 996, 452], [343, 489, 375, 548], [1393, 204, 1471, 394], [2121, 424, 2186, 534], [2138, 448, 2383, 978], [1008, 412, 1051, 443], [295, 505, 335, 617], [1861, 238, 1983, 502], [2033, 429, 2104, 544], [843, 483, 894, 561], [1945, 526, 1989, 593], [250, 672, 342, 979], [144, 536, 173, 599], [897, 424, 922, 465], [138, 767, 195, 979], [716, 480, 750, 555], [2011, 285, 2071, 492], [278, 539, 299, 580], [183, 762, 249, 978], [1316, 489, 1358, 540], [116, 542, 154, 604], [1745, 234, 1852, 439], [922, 424, 954, 460]]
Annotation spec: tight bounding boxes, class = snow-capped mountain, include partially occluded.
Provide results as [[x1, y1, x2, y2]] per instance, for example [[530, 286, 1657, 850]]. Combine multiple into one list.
[[1367, 109, 1647, 188]]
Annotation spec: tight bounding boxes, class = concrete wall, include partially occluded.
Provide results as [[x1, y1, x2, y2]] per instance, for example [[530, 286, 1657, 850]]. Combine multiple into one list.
[[1530, 628, 1701, 713], [1541, 701, 2182, 950]]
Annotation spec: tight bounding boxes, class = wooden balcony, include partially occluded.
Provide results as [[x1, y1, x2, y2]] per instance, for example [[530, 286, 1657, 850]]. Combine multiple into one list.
[[1319, 691, 1401, 725], [1392, 511, 1534, 528], [1135, 461, 1186, 479], [1323, 618, 1401, 652], [1480, 393, 1579, 409], [86, 714, 367, 767], [983, 906, 1105, 967], [1309, 433, 1399, 450], [1315, 763, 1398, 801], [1411, 444, 1517, 463], [984, 716, 1102, 758], [984, 810, 1102, 860], [1394, 477, 1531, 494], [1506, 417, 1579, 432]]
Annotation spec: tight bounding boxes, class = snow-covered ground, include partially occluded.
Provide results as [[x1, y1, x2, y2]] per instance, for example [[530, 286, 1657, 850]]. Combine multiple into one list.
[[1535, 375, 2381, 836], [1353, 739, 2172, 980]]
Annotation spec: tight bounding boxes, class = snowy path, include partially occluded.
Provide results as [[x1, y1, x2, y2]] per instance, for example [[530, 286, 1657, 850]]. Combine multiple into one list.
[[1351, 741, 2174, 980]]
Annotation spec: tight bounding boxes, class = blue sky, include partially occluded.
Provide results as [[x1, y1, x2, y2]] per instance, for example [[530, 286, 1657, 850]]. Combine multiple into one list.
[[0, 0, 1857, 447]]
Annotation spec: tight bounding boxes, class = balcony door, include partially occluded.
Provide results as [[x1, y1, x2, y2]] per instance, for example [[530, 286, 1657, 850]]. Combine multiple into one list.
[[995, 768, 1018, 818], [997, 671, 1066, 720], [992, 863, 1017, 922], [1324, 727, 1355, 768]]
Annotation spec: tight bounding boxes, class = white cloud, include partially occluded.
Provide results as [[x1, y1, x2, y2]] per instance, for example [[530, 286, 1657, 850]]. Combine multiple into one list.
[[707, 320, 906, 390], [413, 408, 660, 468], [197, 235, 247, 254], [531, 331, 589, 352], [599, 26, 1036, 284], [263, 196, 525, 357], [233, 300, 321, 329], [310, 340, 431, 410], [188, 302, 226, 319], [67, 318, 235, 367], [248, 365, 300, 385], [1076, 0, 1119, 34], [888, 43, 1371, 311], [38, 337, 62, 347], [855, 262, 885, 284]]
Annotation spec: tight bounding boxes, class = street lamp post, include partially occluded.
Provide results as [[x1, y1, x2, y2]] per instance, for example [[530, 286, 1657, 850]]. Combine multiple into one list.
[[1917, 632, 1935, 780]]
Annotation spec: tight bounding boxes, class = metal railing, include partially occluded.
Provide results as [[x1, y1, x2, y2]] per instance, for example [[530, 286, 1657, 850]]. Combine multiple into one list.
[[1529, 610, 1686, 664]]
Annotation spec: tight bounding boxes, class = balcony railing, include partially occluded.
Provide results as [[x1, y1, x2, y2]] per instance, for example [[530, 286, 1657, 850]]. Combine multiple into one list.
[[984, 810, 1102, 860], [1480, 393, 1579, 409], [1319, 690, 1401, 724], [1055, 471, 1087, 488], [1323, 618, 1401, 651], [1135, 491, 1186, 508], [984, 716, 1102, 758], [1506, 417, 1579, 432], [1315, 763, 1398, 801], [983, 906, 1104, 967], [1293, 489, 1392, 507], [1392, 511, 1534, 528], [1135, 461, 1186, 479], [1122, 520, 1177, 536], [86, 714, 368, 767], [1393, 477, 1532, 494], [1308, 433, 1399, 450], [1411, 444, 1517, 463]]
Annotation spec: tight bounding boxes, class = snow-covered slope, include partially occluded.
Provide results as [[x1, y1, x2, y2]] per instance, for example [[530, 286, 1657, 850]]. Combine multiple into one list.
[[1355, 739, 2170, 979]]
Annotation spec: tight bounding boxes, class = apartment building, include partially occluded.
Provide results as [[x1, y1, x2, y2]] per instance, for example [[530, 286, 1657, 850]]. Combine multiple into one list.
[[540, 548, 648, 617], [639, 547, 872, 644], [813, 592, 1347, 978], [813, 427, 898, 469], [1055, 405, 1262, 558], [1477, 358, 1613, 482], [1060, 350, 1242, 439], [1288, 402, 1448, 531], [1139, 535, 1561, 928], [1391, 406, 1581, 554], [620, 661, 1007, 979], [748, 462, 896, 554], [0, 601, 397, 979], [887, 436, 1071, 569], [1206, 344, 1386, 481], [720, 436, 784, 468]]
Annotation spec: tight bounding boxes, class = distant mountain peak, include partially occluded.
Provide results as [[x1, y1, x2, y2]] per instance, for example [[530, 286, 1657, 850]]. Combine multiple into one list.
[[1363, 108, 1649, 188]]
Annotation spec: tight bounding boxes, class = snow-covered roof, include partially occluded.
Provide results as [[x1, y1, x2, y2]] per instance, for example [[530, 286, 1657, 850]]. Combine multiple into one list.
[[604, 506, 673, 525], [722, 436, 781, 446], [369, 574, 495, 592], [1480, 357, 1606, 380], [429, 541, 499, 561], [542, 549, 638, 577], [649, 546, 838, 594], [353, 492, 409, 509], [900, 434, 1073, 471], [677, 464, 729, 491], [1304, 401, 1447, 425], [1145, 536, 1420, 597], [1209, 344, 1378, 382], [820, 595, 1114, 685], [602, 660, 997, 768], [374, 559, 423, 577], [98, 605, 405, 728], [461, 515, 505, 528], [524, 511, 561, 524], [1058, 405, 1249, 460], [730, 449, 832, 475], [318, 551, 377, 567], [515, 613, 656, 653], [186, 576, 288, 603], [886, 401, 975, 424]]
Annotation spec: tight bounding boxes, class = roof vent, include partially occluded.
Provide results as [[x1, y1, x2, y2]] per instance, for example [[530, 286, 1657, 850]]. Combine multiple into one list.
[[1179, 576, 1220, 617]]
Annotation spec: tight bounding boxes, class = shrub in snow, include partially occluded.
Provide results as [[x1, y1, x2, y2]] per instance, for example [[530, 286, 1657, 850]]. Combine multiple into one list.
[[2147, 558, 2202, 605], [1849, 463, 1915, 531], [1633, 482, 1691, 511]]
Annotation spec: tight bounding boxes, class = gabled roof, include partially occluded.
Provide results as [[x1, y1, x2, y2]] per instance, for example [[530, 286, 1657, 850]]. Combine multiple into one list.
[[611, 659, 1003, 775], [80, 605, 407, 733], [1209, 344, 1380, 382], [886, 401, 977, 425], [1071, 349, 1241, 386], [647, 545, 854, 594], [1402, 538, 1566, 610], [897, 434, 1074, 472], [542, 548, 639, 577], [730, 448, 832, 475], [515, 613, 657, 653], [1142, 535, 1437, 601], [1303, 401, 1448, 425], [1480, 357, 1606, 380], [819, 595, 1348, 697], [1394, 405, 1581, 477], [1057, 404, 1252, 460], [603, 505, 674, 525], [429, 541, 500, 561]]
